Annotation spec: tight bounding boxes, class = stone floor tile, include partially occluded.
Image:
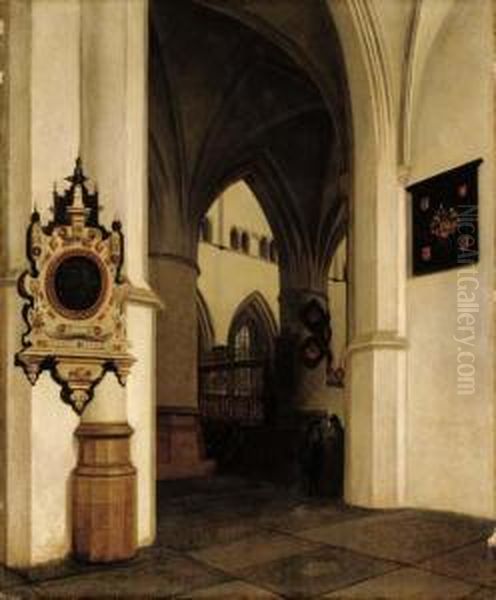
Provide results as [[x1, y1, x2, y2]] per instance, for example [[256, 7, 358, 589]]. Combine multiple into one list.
[[177, 579, 282, 598], [465, 587, 496, 599], [15, 559, 99, 585], [0, 567, 27, 591], [0, 586, 41, 599], [162, 488, 290, 521], [157, 516, 259, 551], [35, 554, 227, 599], [402, 510, 494, 543], [190, 531, 320, 573], [18, 546, 177, 584], [322, 567, 477, 599], [5, 477, 496, 599], [421, 540, 496, 588], [259, 503, 372, 533], [204, 490, 296, 516], [237, 545, 398, 599], [157, 476, 271, 500], [298, 511, 488, 564]]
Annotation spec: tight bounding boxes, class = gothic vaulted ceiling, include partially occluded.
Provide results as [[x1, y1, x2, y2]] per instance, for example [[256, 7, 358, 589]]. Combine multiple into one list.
[[149, 0, 349, 284]]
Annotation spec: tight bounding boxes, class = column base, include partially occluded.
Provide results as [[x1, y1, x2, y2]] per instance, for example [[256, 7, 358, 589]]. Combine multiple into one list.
[[156, 406, 215, 480], [72, 422, 137, 563]]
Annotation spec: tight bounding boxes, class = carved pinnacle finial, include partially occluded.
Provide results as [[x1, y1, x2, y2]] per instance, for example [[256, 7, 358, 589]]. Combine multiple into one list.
[[65, 157, 88, 187]]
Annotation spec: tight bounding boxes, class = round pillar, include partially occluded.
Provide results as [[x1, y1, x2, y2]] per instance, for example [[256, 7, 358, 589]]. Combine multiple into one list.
[[278, 287, 331, 417], [275, 286, 333, 491], [70, 0, 149, 562], [150, 253, 214, 480]]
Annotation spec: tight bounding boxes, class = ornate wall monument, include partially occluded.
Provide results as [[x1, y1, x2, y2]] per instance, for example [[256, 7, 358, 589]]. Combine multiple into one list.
[[15, 159, 137, 562], [15, 158, 135, 416]]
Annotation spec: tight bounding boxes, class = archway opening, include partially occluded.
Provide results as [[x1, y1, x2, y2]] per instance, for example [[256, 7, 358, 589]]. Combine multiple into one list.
[[149, 0, 351, 498], [196, 180, 281, 476]]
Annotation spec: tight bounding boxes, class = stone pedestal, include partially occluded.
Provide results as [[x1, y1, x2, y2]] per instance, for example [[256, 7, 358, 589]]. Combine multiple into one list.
[[72, 422, 137, 563], [157, 406, 215, 480]]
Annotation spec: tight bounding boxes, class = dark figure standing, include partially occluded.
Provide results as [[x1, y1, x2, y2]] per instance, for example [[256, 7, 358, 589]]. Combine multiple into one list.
[[300, 420, 325, 496], [325, 414, 345, 498]]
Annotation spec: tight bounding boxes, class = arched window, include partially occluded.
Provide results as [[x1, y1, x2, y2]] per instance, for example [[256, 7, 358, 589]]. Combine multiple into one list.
[[228, 292, 277, 360], [199, 217, 213, 243], [241, 231, 250, 254], [230, 227, 240, 250], [227, 293, 277, 410], [259, 236, 269, 259], [269, 240, 278, 263], [234, 324, 251, 359]]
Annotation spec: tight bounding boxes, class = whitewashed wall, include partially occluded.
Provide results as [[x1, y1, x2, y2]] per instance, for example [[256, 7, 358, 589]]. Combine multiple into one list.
[[406, 0, 494, 517]]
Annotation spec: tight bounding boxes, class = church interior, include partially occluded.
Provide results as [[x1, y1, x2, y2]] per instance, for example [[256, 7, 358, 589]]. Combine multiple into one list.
[[0, 0, 496, 597]]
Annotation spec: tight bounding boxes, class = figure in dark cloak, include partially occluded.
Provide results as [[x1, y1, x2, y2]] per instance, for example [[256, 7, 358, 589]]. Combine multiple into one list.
[[325, 414, 345, 498], [300, 419, 325, 496]]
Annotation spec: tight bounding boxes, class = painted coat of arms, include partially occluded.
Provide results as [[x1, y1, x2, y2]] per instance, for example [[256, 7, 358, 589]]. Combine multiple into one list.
[[408, 159, 482, 275]]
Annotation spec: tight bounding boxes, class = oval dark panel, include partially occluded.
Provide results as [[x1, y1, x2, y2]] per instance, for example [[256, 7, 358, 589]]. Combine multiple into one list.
[[54, 255, 103, 313]]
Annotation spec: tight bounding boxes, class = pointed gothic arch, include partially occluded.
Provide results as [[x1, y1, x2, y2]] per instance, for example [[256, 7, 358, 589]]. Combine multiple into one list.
[[228, 291, 278, 359]]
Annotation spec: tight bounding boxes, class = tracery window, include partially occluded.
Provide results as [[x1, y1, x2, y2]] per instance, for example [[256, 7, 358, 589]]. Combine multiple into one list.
[[199, 293, 277, 424], [233, 324, 252, 360], [229, 311, 271, 361]]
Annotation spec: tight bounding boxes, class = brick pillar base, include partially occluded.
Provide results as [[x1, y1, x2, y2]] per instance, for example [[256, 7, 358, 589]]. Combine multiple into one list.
[[156, 406, 215, 480]]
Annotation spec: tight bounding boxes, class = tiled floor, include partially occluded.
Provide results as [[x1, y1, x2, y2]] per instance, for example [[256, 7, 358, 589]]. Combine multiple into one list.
[[2, 476, 496, 598]]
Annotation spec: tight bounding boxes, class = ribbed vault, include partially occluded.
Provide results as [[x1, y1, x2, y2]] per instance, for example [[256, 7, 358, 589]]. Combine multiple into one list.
[[149, 0, 350, 288]]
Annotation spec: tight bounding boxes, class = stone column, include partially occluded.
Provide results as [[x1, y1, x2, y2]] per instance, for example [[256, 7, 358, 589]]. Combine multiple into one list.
[[326, 0, 408, 510], [71, 0, 153, 562], [150, 253, 214, 480], [345, 169, 408, 509], [278, 287, 331, 417], [274, 281, 333, 490]]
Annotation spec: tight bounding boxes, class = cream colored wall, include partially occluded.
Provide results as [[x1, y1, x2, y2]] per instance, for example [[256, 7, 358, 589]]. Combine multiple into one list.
[[198, 243, 278, 344], [216, 180, 275, 247], [329, 0, 494, 516], [197, 181, 348, 421], [3, 0, 80, 566], [405, 0, 494, 517], [2, 0, 155, 566], [198, 181, 280, 344]]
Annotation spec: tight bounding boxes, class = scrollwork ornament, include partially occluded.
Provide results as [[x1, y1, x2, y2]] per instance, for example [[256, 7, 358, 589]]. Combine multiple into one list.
[[14, 158, 135, 415]]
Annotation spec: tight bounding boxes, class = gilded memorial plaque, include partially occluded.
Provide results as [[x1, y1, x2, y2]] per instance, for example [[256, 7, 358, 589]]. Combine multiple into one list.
[[15, 159, 135, 414]]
